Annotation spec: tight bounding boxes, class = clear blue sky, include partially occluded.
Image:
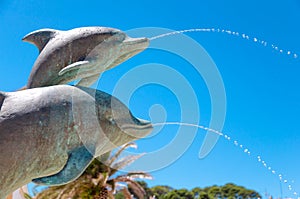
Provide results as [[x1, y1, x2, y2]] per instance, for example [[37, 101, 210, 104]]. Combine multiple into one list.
[[0, 0, 299, 198]]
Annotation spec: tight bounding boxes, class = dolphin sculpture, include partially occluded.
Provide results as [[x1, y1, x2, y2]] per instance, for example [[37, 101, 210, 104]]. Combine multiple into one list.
[[0, 85, 152, 199], [23, 27, 149, 88]]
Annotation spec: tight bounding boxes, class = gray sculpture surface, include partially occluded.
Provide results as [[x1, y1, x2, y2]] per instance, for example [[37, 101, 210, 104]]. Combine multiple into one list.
[[23, 27, 149, 88], [0, 85, 152, 199]]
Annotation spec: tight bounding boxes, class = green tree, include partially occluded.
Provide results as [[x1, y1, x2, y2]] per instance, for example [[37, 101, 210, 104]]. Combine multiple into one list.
[[221, 183, 240, 199], [207, 185, 222, 199], [150, 185, 173, 199], [163, 189, 193, 199]]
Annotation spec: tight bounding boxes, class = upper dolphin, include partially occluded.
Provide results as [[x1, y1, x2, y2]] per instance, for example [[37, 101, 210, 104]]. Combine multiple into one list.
[[23, 27, 149, 88], [0, 85, 152, 199]]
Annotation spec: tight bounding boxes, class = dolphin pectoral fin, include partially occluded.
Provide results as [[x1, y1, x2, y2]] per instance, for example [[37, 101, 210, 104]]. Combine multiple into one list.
[[58, 61, 90, 76], [22, 29, 59, 52], [76, 74, 100, 87], [32, 146, 94, 186]]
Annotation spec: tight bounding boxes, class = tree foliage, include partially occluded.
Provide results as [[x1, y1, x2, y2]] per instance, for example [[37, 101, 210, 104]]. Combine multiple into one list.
[[32, 143, 152, 199], [121, 182, 261, 199], [26, 143, 261, 199]]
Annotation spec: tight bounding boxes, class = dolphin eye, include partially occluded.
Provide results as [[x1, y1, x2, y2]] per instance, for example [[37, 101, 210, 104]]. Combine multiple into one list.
[[113, 32, 126, 42], [120, 33, 126, 41]]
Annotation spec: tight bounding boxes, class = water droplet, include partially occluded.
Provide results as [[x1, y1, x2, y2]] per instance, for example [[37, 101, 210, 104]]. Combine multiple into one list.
[[263, 163, 267, 167], [240, 144, 243, 148], [284, 180, 288, 183], [254, 38, 258, 42], [244, 149, 248, 153]]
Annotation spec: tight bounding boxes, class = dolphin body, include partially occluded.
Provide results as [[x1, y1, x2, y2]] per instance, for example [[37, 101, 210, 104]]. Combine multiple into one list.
[[0, 85, 152, 199], [23, 27, 149, 88]]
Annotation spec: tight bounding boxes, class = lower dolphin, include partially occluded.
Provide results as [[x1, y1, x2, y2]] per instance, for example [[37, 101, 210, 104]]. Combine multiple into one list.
[[0, 85, 152, 199]]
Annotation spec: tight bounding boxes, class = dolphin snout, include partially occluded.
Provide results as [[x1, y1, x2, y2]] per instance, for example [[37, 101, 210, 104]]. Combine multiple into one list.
[[120, 117, 153, 139], [123, 37, 149, 49], [135, 118, 152, 128]]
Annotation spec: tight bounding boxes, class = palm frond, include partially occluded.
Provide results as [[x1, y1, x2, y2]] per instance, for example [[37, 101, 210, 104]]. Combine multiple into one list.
[[106, 142, 138, 167], [115, 177, 146, 199], [126, 172, 153, 180], [108, 191, 115, 199], [93, 172, 109, 186], [121, 187, 132, 199], [110, 153, 144, 175], [106, 179, 116, 193]]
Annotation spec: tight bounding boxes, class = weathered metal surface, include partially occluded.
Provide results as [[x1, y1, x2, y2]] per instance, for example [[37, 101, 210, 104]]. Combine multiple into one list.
[[23, 27, 149, 88], [0, 85, 152, 198]]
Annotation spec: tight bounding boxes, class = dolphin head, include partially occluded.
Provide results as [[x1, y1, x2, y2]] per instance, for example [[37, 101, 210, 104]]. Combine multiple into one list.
[[104, 31, 149, 70], [75, 27, 149, 75], [97, 91, 152, 145], [77, 86, 153, 155]]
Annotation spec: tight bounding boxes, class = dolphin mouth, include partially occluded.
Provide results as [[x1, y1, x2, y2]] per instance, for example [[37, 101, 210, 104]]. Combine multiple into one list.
[[122, 37, 149, 56], [123, 37, 149, 47], [121, 120, 153, 131], [119, 118, 153, 138], [106, 37, 149, 70]]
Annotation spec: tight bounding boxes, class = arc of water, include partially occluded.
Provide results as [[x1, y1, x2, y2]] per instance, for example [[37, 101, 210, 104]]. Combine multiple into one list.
[[153, 122, 299, 198], [150, 28, 298, 59]]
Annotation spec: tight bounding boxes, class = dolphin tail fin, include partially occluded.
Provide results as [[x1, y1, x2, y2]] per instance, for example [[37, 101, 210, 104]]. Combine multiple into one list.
[[22, 29, 59, 52], [18, 86, 27, 91], [0, 92, 5, 109]]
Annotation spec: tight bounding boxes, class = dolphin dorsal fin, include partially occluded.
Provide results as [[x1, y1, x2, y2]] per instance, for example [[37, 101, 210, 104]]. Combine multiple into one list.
[[22, 29, 59, 52], [0, 92, 5, 109]]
